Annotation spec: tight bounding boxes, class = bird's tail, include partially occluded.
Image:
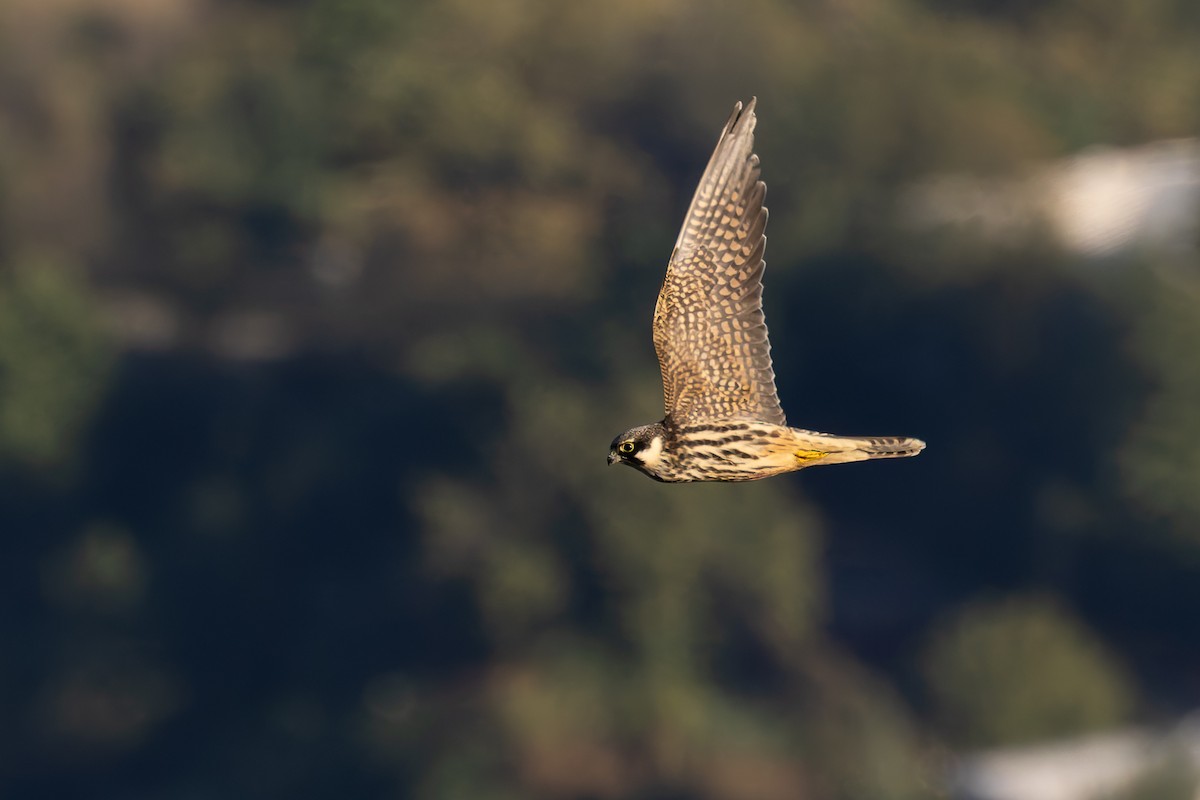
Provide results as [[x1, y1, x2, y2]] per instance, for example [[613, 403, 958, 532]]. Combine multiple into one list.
[[789, 429, 926, 467]]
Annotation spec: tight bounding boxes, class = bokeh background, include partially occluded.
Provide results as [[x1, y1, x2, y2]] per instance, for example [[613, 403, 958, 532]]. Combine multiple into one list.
[[3, 0, 1200, 798]]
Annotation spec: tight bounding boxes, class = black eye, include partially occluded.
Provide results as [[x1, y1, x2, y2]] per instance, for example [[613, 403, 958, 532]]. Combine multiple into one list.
[[619, 441, 636, 454]]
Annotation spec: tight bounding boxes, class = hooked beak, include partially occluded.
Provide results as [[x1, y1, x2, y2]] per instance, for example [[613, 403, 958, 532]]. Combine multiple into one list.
[[607, 451, 619, 466]]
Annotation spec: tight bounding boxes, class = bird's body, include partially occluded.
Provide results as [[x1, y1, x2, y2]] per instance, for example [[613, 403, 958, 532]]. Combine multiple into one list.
[[608, 98, 925, 482], [610, 420, 924, 483]]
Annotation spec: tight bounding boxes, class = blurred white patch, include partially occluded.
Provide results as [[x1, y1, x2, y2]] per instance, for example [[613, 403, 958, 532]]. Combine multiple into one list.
[[949, 716, 1200, 800], [900, 139, 1200, 259], [1047, 140, 1200, 257]]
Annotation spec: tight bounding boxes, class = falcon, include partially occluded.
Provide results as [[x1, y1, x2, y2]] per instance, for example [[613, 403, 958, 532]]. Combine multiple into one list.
[[608, 98, 925, 482]]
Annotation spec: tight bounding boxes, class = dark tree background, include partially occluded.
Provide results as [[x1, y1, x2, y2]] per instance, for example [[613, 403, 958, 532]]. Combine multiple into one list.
[[2, 0, 1199, 798]]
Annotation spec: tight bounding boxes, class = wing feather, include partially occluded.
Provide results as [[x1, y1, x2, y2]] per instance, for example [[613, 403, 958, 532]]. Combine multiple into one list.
[[652, 98, 786, 426]]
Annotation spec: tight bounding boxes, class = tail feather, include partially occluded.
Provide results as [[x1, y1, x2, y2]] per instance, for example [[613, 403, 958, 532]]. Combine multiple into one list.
[[791, 429, 926, 467], [857, 435, 927, 459]]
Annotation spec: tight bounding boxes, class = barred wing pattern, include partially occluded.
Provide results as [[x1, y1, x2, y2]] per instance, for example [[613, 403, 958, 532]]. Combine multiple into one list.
[[652, 98, 786, 426]]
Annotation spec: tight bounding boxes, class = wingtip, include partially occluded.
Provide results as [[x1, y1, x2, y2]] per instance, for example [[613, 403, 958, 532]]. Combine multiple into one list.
[[725, 97, 759, 134], [724, 101, 744, 131]]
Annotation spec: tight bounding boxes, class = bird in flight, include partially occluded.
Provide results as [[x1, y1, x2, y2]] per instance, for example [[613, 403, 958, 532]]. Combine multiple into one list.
[[608, 98, 925, 482]]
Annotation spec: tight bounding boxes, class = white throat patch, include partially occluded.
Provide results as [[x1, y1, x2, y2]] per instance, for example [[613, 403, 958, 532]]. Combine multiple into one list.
[[637, 435, 665, 470]]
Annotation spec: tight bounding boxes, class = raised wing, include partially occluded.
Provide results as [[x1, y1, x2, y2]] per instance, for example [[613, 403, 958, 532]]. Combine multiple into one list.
[[652, 98, 786, 426]]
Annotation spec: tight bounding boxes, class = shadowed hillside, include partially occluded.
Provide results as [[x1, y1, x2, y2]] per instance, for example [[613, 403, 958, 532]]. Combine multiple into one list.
[[2, 1, 1200, 798]]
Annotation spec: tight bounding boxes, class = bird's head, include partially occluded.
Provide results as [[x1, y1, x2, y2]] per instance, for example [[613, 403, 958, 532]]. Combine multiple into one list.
[[608, 422, 668, 476]]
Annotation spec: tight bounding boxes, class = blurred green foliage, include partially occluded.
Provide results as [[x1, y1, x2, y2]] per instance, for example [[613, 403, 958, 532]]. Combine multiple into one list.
[[1120, 269, 1200, 540], [921, 595, 1133, 746], [0, 260, 112, 468], [1, 0, 1199, 798]]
